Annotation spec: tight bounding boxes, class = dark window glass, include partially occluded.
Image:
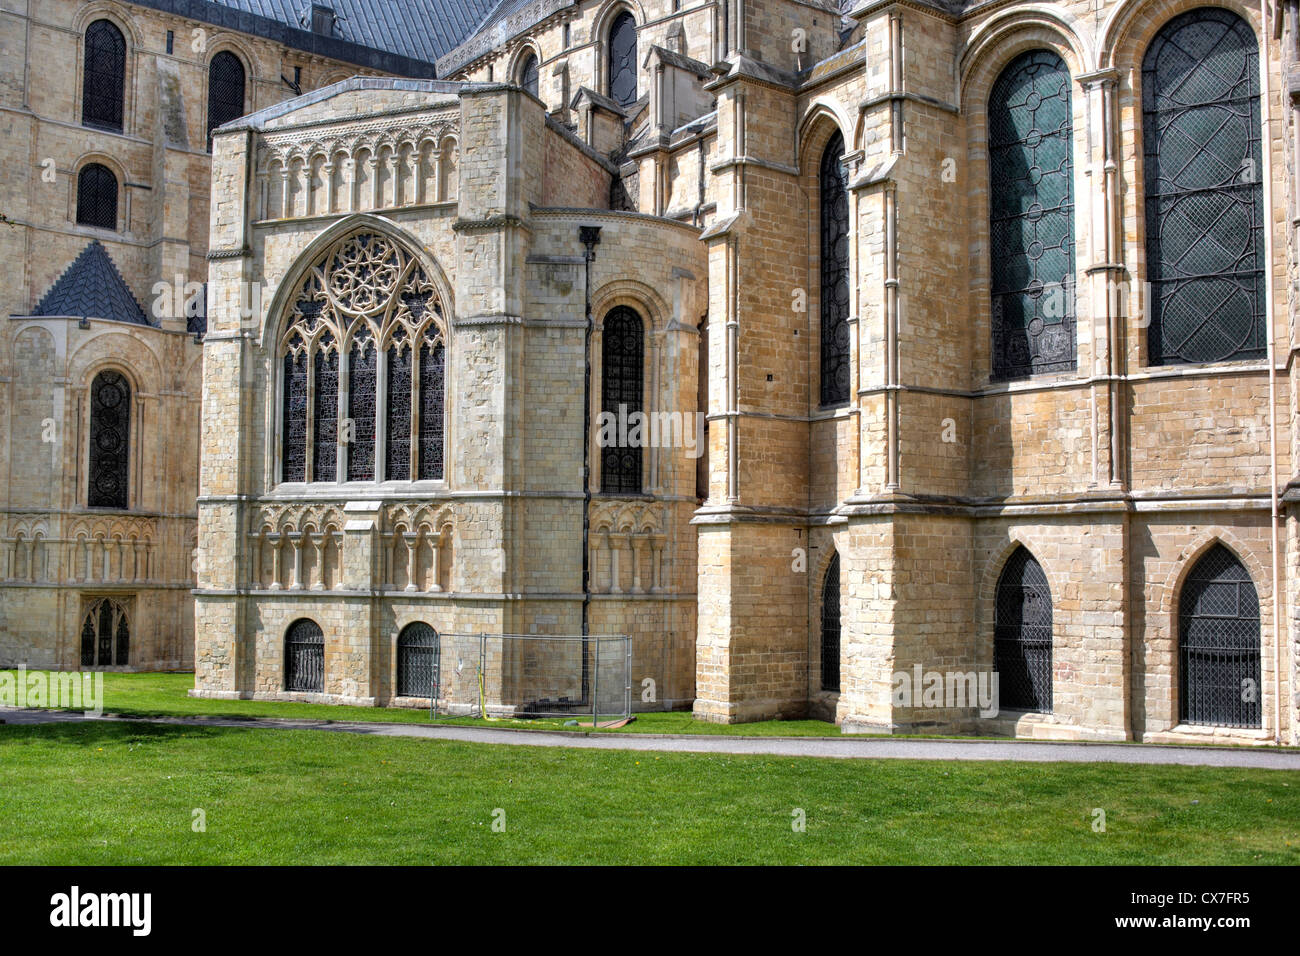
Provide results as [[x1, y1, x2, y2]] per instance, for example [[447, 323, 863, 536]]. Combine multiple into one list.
[[418, 341, 445, 481], [819, 130, 850, 405], [282, 341, 307, 482], [519, 52, 539, 98], [608, 12, 637, 108], [83, 20, 126, 132], [76, 163, 118, 230], [207, 50, 246, 149], [994, 547, 1053, 712], [313, 343, 338, 482], [88, 370, 130, 509], [821, 553, 841, 692], [285, 618, 324, 692], [397, 622, 439, 698], [601, 306, 644, 494], [1179, 544, 1261, 727], [386, 342, 412, 481], [988, 50, 1076, 380], [1143, 9, 1264, 366], [80, 598, 129, 667], [347, 336, 376, 481]]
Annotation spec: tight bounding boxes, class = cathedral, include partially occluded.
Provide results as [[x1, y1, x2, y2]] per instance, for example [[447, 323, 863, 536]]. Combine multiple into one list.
[[3, 0, 1299, 745]]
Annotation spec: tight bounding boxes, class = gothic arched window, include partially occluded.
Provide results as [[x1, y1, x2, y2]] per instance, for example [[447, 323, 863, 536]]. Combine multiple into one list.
[[88, 370, 130, 509], [397, 622, 439, 698], [80, 598, 129, 666], [76, 163, 118, 230], [1179, 544, 1261, 727], [279, 233, 447, 484], [83, 19, 126, 132], [819, 130, 850, 406], [518, 52, 539, 98], [821, 552, 841, 692], [600, 306, 644, 494], [994, 547, 1053, 712], [607, 11, 637, 108], [285, 618, 324, 692], [207, 50, 247, 149], [1143, 9, 1264, 366], [988, 50, 1076, 380]]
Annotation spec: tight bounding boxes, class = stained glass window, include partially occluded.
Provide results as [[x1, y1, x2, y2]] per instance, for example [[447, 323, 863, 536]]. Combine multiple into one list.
[[994, 547, 1053, 712], [819, 130, 850, 406], [207, 51, 246, 149], [1143, 9, 1264, 366], [278, 233, 446, 484], [83, 20, 125, 132], [601, 306, 643, 494], [397, 622, 439, 698], [76, 164, 118, 230], [821, 553, 841, 692], [519, 52, 539, 99], [608, 11, 637, 109], [88, 370, 130, 509], [80, 598, 129, 666], [988, 50, 1076, 380], [1179, 544, 1261, 727]]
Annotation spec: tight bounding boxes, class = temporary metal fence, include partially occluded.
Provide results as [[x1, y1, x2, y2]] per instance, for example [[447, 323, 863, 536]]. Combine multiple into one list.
[[425, 633, 630, 723]]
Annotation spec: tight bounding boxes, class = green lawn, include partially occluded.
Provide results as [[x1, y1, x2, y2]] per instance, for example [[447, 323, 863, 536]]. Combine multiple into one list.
[[5, 670, 845, 736], [0, 720, 1297, 864]]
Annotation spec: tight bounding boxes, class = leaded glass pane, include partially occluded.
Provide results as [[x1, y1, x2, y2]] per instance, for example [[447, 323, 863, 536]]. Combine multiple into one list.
[[207, 51, 246, 149], [313, 345, 338, 483], [994, 547, 1053, 712], [81, 599, 129, 667], [418, 341, 445, 481], [821, 553, 841, 692], [76, 164, 118, 230], [347, 336, 376, 482], [282, 345, 307, 482], [519, 53, 539, 98], [1143, 9, 1264, 366], [988, 50, 1076, 380], [83, 20, 125, 132], [386, 344, 412, 481], [608, 12, 637, 108], [397, 622, 439, 698], [88, 371, 130, 509], [601, 307, 643, 494], [819, 130, 850, 406], [1179, 544, 1261, 727], [285, 618, 324, 692]]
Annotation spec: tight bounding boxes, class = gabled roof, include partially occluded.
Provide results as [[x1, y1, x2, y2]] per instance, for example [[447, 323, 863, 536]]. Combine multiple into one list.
[[32, 242, 150, 326], [125, 0, 503, 75]]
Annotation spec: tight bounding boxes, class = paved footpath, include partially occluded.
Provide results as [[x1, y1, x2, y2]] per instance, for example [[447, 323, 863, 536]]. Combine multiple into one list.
[[4, 706, 1300, 769]]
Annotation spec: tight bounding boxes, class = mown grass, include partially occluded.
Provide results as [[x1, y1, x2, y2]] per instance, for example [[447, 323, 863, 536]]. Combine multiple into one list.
[[1, 720, 1297, 865]]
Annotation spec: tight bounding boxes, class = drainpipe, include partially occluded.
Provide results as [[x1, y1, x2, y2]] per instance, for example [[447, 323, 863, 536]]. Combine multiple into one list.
[[580, 226, 602, 705], [1262, 0, 1283, 745]]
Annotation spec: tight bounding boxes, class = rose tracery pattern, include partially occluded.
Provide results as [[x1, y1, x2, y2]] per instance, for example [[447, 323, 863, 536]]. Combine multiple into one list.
[[279, 233, 447, 483]]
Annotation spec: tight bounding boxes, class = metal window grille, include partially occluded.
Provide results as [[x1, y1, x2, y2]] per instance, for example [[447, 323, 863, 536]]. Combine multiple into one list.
[[80, 598, 129, 666], [1179, 544, 1261, 727], [88, 371, 130, 509], [988, 50, 1076, 380], [386, 342, 412, 481], [418, 341, 445, 480], [1143, 9, 1264, 366], [994, 547, 1053, 711], [312, 343, 338, 482], [207, 51, 246, 149], [76, 163, 118, 230], [819, 130, 850, 405], [607, 12, 637, 108], [285, 618, 324, 692], [82, 20, 125, 132], [600, 306, 644, 494], [820, 553, 841, 692], [282, 344, 308, 482], [347, 336, 376, 481], [519, 53, 539, 98], [397, 622, 439, 698]]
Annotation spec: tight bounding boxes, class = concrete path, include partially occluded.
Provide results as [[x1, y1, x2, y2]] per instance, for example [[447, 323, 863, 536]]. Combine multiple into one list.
[[4, 706, 1299, 768]]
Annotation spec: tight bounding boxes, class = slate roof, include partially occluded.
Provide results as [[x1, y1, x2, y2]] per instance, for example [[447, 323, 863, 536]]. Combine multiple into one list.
[[32, 241, 151, 326], [125, 0, 503, 75]]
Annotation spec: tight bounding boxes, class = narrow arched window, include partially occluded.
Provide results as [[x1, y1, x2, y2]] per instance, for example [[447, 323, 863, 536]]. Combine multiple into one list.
[[80, 598, 129, 666], [821, 552, 841, 692], [76, 163, 118, 230], [819, 130, 850, 406], [207, 50, 246, 149], [994, 547, 1053, 711], [88, 370, 130, 509], [285, 618, 324, 692], [1179, 544, 1261, 727], [279, 234, 447, 484], [518, 52, 539, 98], [397, 622, 439, 698], [83, 19, 126, 132], [988, 50, 1076, 380], [607, 11, 637, 108], [1143, 9, 1264, 366], [601, 306, 644, 494]]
